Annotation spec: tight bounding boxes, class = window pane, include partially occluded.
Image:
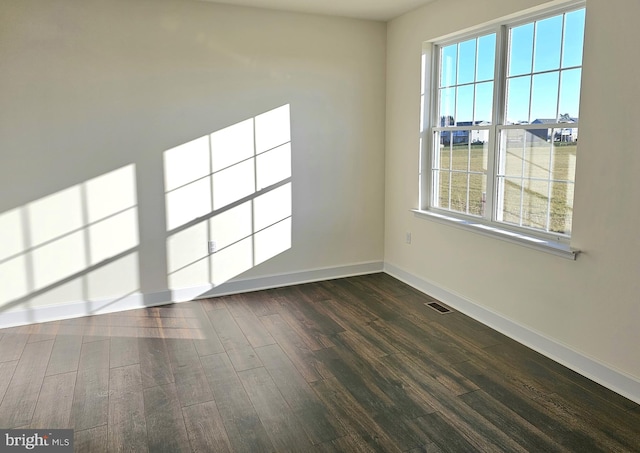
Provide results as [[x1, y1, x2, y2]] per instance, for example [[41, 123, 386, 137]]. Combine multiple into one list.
[[500, 177, 522, 225], [451, 140, 469, 172], [509, 23, 534, 76], [456, 85, 474, 124], [438, 133, 451, 170], [468, 174, 487, 216], [558, 68, 581, 119], [500, 128, 553, 177], [551, 140, 577, 181], [550, 180, 574, 234], [562, 9, 585, 68], [523, 129, 552, 179], [533, 15, 562, 72], [440, 87, 456, 124], [435, 170, 450, 209], [440, 44, 457, 87], [470, 139, 488, 172], [506, 76, 531, 124], [450, 172, 468, 213], [457, 39, 476, 85], [530, 72, 559, 121], [474, 81, 493, 123], [501, 129, 525, 177], [521, 179, 550, 230], [476, 34, 496, 82]]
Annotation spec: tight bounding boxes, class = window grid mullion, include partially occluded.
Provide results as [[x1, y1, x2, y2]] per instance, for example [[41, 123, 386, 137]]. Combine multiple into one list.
[[519, 137, 526, 227], [555, 13, 567, 123], [466, 143, 471, 214], [485, 25, 506, 223], [546, 138, 554, 232], [448, 142, 453, 209]]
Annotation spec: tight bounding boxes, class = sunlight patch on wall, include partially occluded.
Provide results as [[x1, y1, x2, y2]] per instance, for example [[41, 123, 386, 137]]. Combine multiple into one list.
[[0, 165, 140, 316], [164, 104, 292, 291]]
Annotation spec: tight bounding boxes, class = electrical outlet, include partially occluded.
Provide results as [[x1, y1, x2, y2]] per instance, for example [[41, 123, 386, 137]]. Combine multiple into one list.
[[208, 241, 217, 254], [405, 232, 412, 244]]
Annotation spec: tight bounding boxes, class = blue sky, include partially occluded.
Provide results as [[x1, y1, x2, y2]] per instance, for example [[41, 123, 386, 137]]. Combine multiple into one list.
[[439, 8, 585, 125]]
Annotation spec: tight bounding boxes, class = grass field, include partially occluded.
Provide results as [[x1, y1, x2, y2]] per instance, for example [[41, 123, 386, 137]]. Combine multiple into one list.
[[435, 141, 576, 234]]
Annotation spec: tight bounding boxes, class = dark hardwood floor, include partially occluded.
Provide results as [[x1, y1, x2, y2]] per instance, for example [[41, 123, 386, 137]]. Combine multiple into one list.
[[0, 273, 638, 452]]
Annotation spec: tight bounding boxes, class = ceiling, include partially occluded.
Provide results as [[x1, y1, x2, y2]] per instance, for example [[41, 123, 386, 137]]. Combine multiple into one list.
[[198, 0, 438, 21]]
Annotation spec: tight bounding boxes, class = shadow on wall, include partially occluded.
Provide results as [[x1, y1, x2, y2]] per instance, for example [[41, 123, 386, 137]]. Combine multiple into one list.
[[0, 165, 141, 323], [0, 104, 292, 327], [164, 103, 292, 300]]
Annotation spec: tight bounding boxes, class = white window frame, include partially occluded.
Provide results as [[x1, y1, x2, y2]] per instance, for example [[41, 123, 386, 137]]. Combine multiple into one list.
[[416, 2, 585, 259]]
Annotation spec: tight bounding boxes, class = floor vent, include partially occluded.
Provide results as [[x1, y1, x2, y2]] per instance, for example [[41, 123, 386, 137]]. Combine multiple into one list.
[[424, 301, 453, 314]]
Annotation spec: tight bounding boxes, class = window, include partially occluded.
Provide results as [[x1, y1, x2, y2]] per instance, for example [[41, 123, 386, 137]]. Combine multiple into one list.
[[422, 5, 585, 246]]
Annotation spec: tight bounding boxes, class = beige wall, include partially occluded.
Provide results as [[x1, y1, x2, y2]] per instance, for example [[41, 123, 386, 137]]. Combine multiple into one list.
[[385, 0, 640, 382], [0, 0, 386, 312]]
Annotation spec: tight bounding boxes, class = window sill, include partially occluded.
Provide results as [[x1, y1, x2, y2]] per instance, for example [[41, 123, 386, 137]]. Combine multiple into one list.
[[412, 209, 579, 260]]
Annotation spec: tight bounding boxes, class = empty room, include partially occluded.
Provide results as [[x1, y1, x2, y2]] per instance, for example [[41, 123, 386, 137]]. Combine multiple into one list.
[[1, 0, 639, 451]]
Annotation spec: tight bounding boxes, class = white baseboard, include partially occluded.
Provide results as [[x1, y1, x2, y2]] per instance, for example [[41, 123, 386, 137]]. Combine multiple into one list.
[[0, 290, 173, 329], [181, 260, 385, 301], [0, 261, 384, 329], [384, 262, 640, 405]]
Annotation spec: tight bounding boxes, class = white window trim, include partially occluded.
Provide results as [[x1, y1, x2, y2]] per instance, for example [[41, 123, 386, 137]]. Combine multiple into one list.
[[412, 209, 578, 259], [418, 2, 585, 259]]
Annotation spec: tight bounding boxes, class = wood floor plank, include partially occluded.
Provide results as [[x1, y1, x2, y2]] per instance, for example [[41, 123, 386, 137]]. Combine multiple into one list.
[[30, 371, 76, 428], [255, 343, 343, 444], [244, 289, 284, 317], [459, 389, 566, 452], [318, 279, 399, 323], [412, 412, 479, 453], [370, 320, 479, 396], [143, 383, 190, 453], [108, 364, 148, 453], [406, 442, 444, 453], [267, 287, 338, 351], [260, 313, 331, 383], [45, 326, 83, 376], [183, 401, 233, 453], [225, 294, 277, 348], [0, 332, 29, 362], [0, 360, 19, 404], [27, 321, 60, 343], [206, 307, 262, 372], [313, 347, 430, 451], [0, 339, 54, 428], [71, 339, 110, 431], [311, 377, 403, 453], [139, 337, 175, 389], [379, 353, 528, 452], [312, 298, 401, 356], [75, 425, 108, 453], [184, 302, 225, 357], [485, 341, 640, 447], [284, 286, 344, 346], [278, 309, 333, 351], [199, 296, 229, 312], [109, 336, 140, 369], [312, 434, 377, 453], [82, 315, 111, 343], [452, 358, 603, 452], [238, 366, 311, 451], [164, 338, 214, 407], [200, 352, 274, 453]]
